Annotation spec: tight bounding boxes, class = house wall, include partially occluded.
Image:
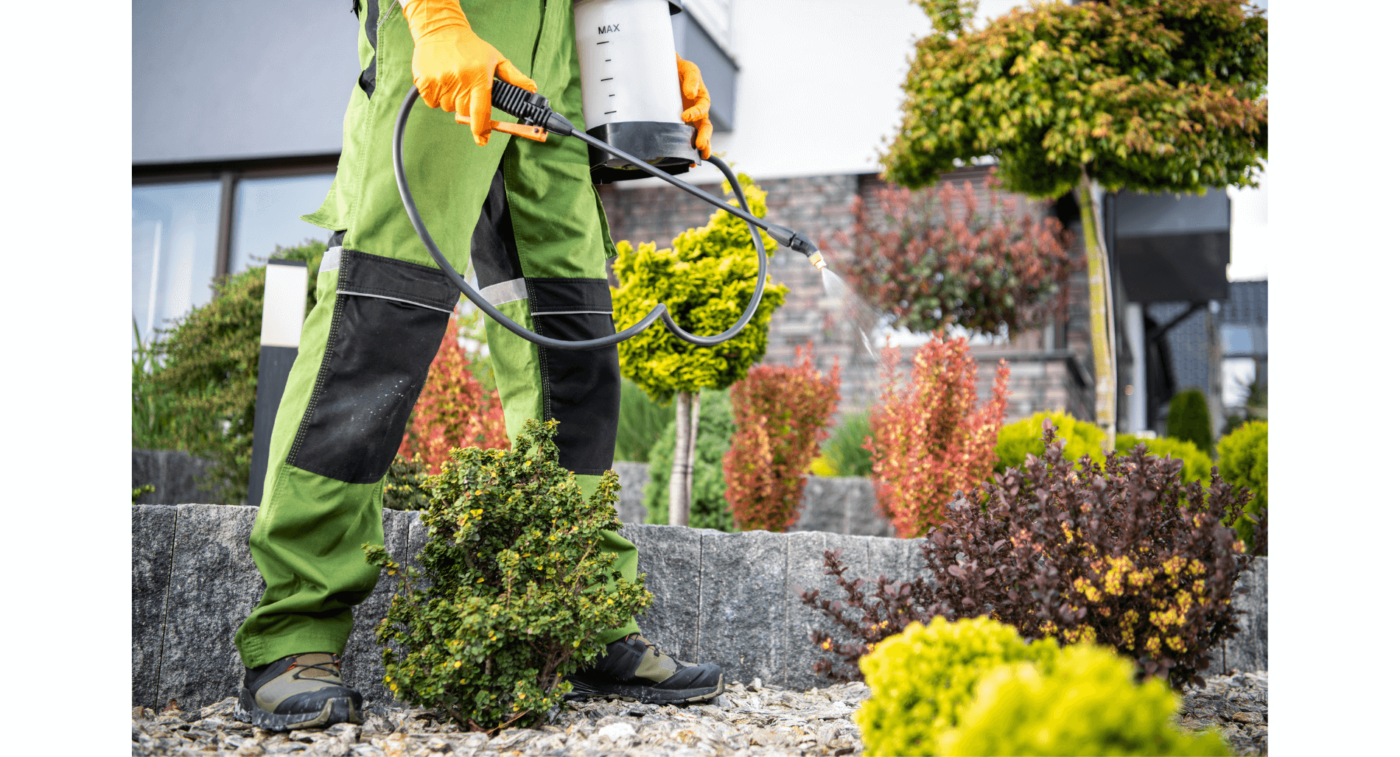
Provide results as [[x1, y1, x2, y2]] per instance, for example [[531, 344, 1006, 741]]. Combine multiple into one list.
[[599, 166, 1096, 422]]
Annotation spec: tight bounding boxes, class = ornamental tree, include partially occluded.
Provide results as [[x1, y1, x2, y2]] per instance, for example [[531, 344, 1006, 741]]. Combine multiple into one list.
[[831, 173, 1077, 338], [882, 0, 1268, 447], [612, 175, 788, 525]]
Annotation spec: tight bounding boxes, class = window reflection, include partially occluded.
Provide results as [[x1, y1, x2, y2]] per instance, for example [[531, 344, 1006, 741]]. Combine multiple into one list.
[[132, 182, 221, 345], [229, 174, 335, 273]]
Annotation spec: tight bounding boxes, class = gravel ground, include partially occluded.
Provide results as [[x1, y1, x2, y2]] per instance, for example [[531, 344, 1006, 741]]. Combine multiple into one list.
[[132, 672, 1265, 756]]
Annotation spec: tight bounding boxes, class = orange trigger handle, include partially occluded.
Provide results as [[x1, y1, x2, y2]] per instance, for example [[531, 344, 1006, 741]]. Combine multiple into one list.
[[454, 114, 548, 143]]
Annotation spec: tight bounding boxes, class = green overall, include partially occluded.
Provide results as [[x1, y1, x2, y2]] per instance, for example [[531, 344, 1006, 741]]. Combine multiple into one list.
[[234, 0, 640, 669]]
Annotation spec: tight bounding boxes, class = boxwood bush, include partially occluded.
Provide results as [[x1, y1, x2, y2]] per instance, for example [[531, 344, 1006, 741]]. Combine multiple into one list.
[[1217, 420, 1268, 554], [364, 419, 650, 731], [938, 644, 1231, 756]]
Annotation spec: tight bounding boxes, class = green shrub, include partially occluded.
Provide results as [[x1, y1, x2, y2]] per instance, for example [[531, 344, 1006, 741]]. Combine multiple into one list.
[[614, 378, 672, 463], [132, 320, 179, 450], [1114, 434, 1212, 487], [363, 419, 651, 731], [382, 453, 431, 512], [940, 644, 1231, 756], [1166, 388, 1213, 453], [643, 389, 736, 531], [856, 617, 1061, 757], [995, 411, 1104, 473], [147, 241, 325, 503], [1218, 420, 1268, 554], [821, 410, 874, 477]]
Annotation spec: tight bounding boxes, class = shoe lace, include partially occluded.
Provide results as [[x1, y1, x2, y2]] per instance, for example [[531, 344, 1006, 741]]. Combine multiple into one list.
[[288, 654, 342, 680], [625, 633, 662, 660]]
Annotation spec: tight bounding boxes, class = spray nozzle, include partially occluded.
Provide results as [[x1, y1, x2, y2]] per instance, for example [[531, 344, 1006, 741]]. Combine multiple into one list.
[[780, 229, 827, 271]]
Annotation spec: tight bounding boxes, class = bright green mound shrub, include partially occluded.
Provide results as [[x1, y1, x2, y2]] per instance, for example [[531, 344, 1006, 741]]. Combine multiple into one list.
[[940, 645, 1231, 757], [1167, 388, 1213, 453], [364, 420, 650, 731], [822, 410, 874, 477], [643, 389, 736, 531], [995, 411, 1104, 473], [1115, 434, 1212, 487], [856, 617, 1060, 757], [1218, 420, 1268, 553]]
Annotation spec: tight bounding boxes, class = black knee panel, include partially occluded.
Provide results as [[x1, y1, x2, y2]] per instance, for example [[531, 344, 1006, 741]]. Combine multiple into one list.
[[529, 279, 621, 476], [287, 250, 458, 484]]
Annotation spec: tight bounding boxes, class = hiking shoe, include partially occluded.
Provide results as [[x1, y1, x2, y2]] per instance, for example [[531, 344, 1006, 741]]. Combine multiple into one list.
[[565, 634, 724, 704], [233, 652, 364, 731]]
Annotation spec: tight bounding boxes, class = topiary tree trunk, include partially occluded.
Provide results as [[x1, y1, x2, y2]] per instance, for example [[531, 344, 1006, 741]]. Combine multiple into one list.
[[1077, 170, 1117, 450]]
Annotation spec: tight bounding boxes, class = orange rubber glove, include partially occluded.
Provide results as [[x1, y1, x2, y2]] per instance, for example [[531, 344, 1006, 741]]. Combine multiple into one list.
[[401, 0, 537, 146], [677, 55, 713, 159]]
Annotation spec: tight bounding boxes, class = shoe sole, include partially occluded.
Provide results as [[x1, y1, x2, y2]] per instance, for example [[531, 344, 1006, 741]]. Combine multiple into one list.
[[564, 673, 724, 704], [234, 689, 363, 731]]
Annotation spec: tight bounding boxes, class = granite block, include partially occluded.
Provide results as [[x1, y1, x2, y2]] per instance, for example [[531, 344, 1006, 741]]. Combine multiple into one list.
[[1225, 557, 1268, 673], [612, 463, 650, 524], [156, 505, 262, 711], [791, 479, 848, 535], [697, 529, 788, 687], [621, 524, 702, 664], [341, 509, 414, 707], [781, 531, 830, 690], [132, 505, 178, 708], [132, 449, 222, 505], [843, 481, 894, 538], [794, 533, 873, 686]]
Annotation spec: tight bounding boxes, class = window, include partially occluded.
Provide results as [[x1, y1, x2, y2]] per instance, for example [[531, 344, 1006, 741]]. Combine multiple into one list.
[[132, 161, 337, 346], [132, 182, 221, 345], [229, 174, 336, 274]]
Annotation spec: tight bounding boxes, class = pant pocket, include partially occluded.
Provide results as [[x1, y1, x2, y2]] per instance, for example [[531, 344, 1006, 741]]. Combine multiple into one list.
[[287, 250, 460, 484]]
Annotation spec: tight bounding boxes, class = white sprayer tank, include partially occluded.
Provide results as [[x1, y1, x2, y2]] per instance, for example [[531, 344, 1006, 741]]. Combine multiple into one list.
[[572, 0, 699, 183]]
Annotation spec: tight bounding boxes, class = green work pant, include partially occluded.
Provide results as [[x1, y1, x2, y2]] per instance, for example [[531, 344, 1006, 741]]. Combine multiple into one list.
[[234, 0, 639, 670]]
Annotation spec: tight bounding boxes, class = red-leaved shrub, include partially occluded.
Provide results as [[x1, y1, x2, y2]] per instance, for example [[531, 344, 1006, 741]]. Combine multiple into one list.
[[724, 344, 841, 532], [868, 335, 1009, 538], [399, 318, 509, 474], [830, 174, 1077, 338]]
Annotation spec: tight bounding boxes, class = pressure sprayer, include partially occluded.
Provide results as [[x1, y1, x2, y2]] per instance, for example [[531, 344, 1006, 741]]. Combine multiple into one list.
[[392, 0, 826, 352]]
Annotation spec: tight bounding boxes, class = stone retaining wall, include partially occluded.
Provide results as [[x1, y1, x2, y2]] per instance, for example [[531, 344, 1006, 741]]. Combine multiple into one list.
[[132, 505, 1266, 711]]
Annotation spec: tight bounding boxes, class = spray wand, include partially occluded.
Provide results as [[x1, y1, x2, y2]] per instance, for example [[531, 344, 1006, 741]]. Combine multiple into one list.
[[393, 80, 827, 352]]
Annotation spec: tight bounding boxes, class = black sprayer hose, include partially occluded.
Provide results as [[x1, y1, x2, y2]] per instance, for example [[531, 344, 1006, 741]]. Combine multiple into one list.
[[393, 85, 773, 351]]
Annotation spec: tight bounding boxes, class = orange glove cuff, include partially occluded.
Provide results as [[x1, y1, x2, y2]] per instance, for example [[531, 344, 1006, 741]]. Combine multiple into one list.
[[677, 54, 713, 159]]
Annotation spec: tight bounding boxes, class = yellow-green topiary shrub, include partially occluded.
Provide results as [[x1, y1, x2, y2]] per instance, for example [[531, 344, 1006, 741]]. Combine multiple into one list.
[[855, 617, 1060, 756], [994, 410, 1104, 473], [939, 644, 1231, 756]]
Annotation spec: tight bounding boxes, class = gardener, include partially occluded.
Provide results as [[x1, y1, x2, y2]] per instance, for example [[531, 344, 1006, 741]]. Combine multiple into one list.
[[233, 0, 723, 730]]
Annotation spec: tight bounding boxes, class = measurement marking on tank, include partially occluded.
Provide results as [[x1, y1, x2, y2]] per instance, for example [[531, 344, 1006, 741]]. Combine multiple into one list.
[[609, 94, 615, 97], [601, 78, 614, 81], [604, 111, 617, 115], [597, 40, 609, 45]]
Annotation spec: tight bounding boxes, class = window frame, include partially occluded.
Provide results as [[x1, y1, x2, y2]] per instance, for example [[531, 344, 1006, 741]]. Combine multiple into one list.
[[133, 153, 340, 281]]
